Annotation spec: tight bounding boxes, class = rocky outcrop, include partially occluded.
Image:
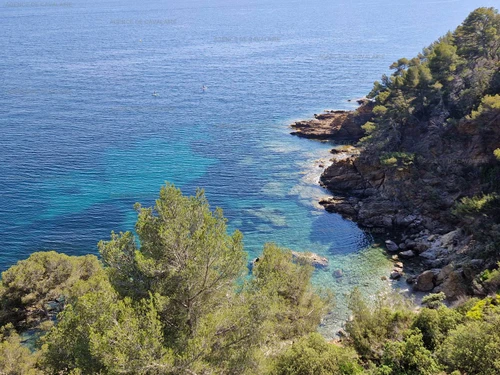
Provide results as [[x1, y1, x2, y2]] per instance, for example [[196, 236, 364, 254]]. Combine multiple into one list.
[[290, 100, 374, 141], [293, 98, 500, 301]]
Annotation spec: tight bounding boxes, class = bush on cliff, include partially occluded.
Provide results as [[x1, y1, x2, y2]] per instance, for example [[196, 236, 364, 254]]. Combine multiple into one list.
[[438, 315, 500, 375]]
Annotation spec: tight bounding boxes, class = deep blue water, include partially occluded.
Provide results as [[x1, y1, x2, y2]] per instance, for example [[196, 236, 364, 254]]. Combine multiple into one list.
[[1, 0, 496, 335]]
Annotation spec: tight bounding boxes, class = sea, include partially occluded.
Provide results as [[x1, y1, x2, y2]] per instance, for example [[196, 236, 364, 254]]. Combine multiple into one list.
[[1, 0, 496, 336]]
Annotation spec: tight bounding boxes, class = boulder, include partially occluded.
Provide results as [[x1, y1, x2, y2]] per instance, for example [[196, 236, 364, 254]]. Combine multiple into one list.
[[441, 229, 463, 249], [385, 240, 399, 252], [399, 250, 415, 259], [419, 248, 438, 260], [390, 269, 403, 280], [406, 275, 416, 284], [394, 214, 418, 227], [434, 270, 468, 301], [414, 242, 430, 254], [435, 264, 454, 285], [333, 269, 344, 278], [425, 258, 446, 268], [404, 240, 416, 250], [470, 259, 484, 268], [472, 279, 487, 297], [414, 270, 436, 292], [337, 328, 348, 338], [380, 215, 394, 228]]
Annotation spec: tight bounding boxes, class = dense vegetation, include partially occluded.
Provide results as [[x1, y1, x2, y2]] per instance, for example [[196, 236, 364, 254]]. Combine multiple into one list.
[[3, 185, 500, 375], [0, 184, 332, 374], [360, 6, 500, 243], [1, 7, 499, 375]]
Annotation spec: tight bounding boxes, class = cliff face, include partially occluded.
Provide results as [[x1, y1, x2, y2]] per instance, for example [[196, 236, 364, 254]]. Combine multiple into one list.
[[302, 102, 500, 300], [292, 7, 500, 300], [320, 111, 500, 232]]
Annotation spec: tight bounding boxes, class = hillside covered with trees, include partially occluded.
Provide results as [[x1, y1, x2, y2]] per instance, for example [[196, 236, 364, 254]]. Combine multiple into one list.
[[320, 7, 500, 300]]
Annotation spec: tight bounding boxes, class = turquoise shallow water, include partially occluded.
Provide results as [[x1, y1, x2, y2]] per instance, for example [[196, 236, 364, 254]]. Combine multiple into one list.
[[1, 0, 496, 336]]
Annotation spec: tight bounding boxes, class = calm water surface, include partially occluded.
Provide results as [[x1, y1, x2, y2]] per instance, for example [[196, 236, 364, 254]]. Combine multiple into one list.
[[1, 0, 495, 335]]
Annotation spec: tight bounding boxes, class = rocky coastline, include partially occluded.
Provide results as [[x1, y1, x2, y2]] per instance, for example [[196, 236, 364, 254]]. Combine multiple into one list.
[[290, 98, 373, 141], [290, 100, 496, 301]]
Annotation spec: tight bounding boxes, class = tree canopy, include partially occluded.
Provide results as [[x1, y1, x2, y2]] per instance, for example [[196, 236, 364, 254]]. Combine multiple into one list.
[[1, 184, 331, 374]]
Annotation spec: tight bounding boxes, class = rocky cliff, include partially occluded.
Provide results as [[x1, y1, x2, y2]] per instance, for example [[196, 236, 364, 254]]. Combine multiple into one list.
[[293, 103, 500, 300], [290, 8, 500, 300]]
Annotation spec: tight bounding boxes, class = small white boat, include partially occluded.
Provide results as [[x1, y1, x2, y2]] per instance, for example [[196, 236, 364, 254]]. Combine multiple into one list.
[[152, 91, 159, 97]]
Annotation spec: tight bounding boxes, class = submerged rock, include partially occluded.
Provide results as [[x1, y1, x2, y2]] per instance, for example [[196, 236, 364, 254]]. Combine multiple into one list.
[[291, 251, 328, 267], [333, 269, 344, 278], [390, 270, 403, 280]]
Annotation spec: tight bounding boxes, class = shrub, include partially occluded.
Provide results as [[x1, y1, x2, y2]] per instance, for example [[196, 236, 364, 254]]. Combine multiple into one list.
[[373, 105, 388, 116], [438, 315, 500, 375], [470, 94, 500, 120], [345, 289, 415, 362], [270, 333, 363, 375], [494, 148, 500, 161], [380, 152, 415, 167], [412, 306, 461, 350], [376, 91, 391, 105], [452, 193, 498, 215], [381, 329, 442, 375], [480, 264, 500, 292], [362, 121, 377, 134], [465, 295, 500, 320], [421, 292, 446, 309]]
